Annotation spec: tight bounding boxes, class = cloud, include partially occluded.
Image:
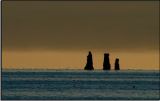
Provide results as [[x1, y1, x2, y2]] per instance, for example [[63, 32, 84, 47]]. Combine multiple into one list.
[[2, 1, 159, 52]]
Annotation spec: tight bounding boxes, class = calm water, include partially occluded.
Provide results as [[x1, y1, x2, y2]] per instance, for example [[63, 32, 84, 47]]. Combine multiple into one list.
[[2, 70, 160, 100]]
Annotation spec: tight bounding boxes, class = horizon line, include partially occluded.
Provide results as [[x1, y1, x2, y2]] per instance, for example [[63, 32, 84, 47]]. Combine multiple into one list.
[[2, 68, 159, 71]]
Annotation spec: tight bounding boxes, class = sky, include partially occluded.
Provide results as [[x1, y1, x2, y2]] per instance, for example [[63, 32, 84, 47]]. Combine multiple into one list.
[[2, 1, 159, 70]]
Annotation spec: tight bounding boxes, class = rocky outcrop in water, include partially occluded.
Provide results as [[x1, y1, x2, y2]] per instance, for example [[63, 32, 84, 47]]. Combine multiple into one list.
[[84, 51, 94, 70], [103, 53, 111, 70], [115, 58, 120, 70]]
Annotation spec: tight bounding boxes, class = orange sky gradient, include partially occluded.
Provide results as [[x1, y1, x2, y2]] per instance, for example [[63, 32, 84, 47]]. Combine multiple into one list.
[[2, 50, 159, 70], [2, 1, 159, 70]]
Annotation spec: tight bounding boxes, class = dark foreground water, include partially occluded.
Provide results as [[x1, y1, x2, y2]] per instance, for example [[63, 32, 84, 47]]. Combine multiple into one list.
[[2, 70, 160, 100]]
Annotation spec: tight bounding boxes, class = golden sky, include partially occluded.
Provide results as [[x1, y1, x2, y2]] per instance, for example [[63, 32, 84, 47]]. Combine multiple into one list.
[[2, 50, 159, 70], [2, 1, 159, 70]]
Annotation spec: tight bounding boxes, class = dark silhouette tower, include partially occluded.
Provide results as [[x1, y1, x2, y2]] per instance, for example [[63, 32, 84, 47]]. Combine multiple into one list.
[[115, 58, 120, 70], [103, 53, 111, 70], [84, 51, 94, 70]]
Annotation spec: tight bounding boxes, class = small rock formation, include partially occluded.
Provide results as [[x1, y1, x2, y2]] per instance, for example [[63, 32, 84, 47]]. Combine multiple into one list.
[[103, 53, 111, 70], [84, 51, 94, 70], [115, 58, 120, 70]]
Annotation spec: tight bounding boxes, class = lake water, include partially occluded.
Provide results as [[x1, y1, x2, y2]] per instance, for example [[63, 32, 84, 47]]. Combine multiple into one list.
[[2, 70, 160, 100]]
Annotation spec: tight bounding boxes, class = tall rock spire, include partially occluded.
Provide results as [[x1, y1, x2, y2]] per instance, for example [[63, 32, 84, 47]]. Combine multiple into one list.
[[103, 53, 111, 70], [115, 58, 120, 70], [84, 51, 94, 70]]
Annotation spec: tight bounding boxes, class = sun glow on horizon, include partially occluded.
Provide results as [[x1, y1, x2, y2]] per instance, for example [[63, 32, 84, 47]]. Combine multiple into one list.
[[2, 50, 159, 70]]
